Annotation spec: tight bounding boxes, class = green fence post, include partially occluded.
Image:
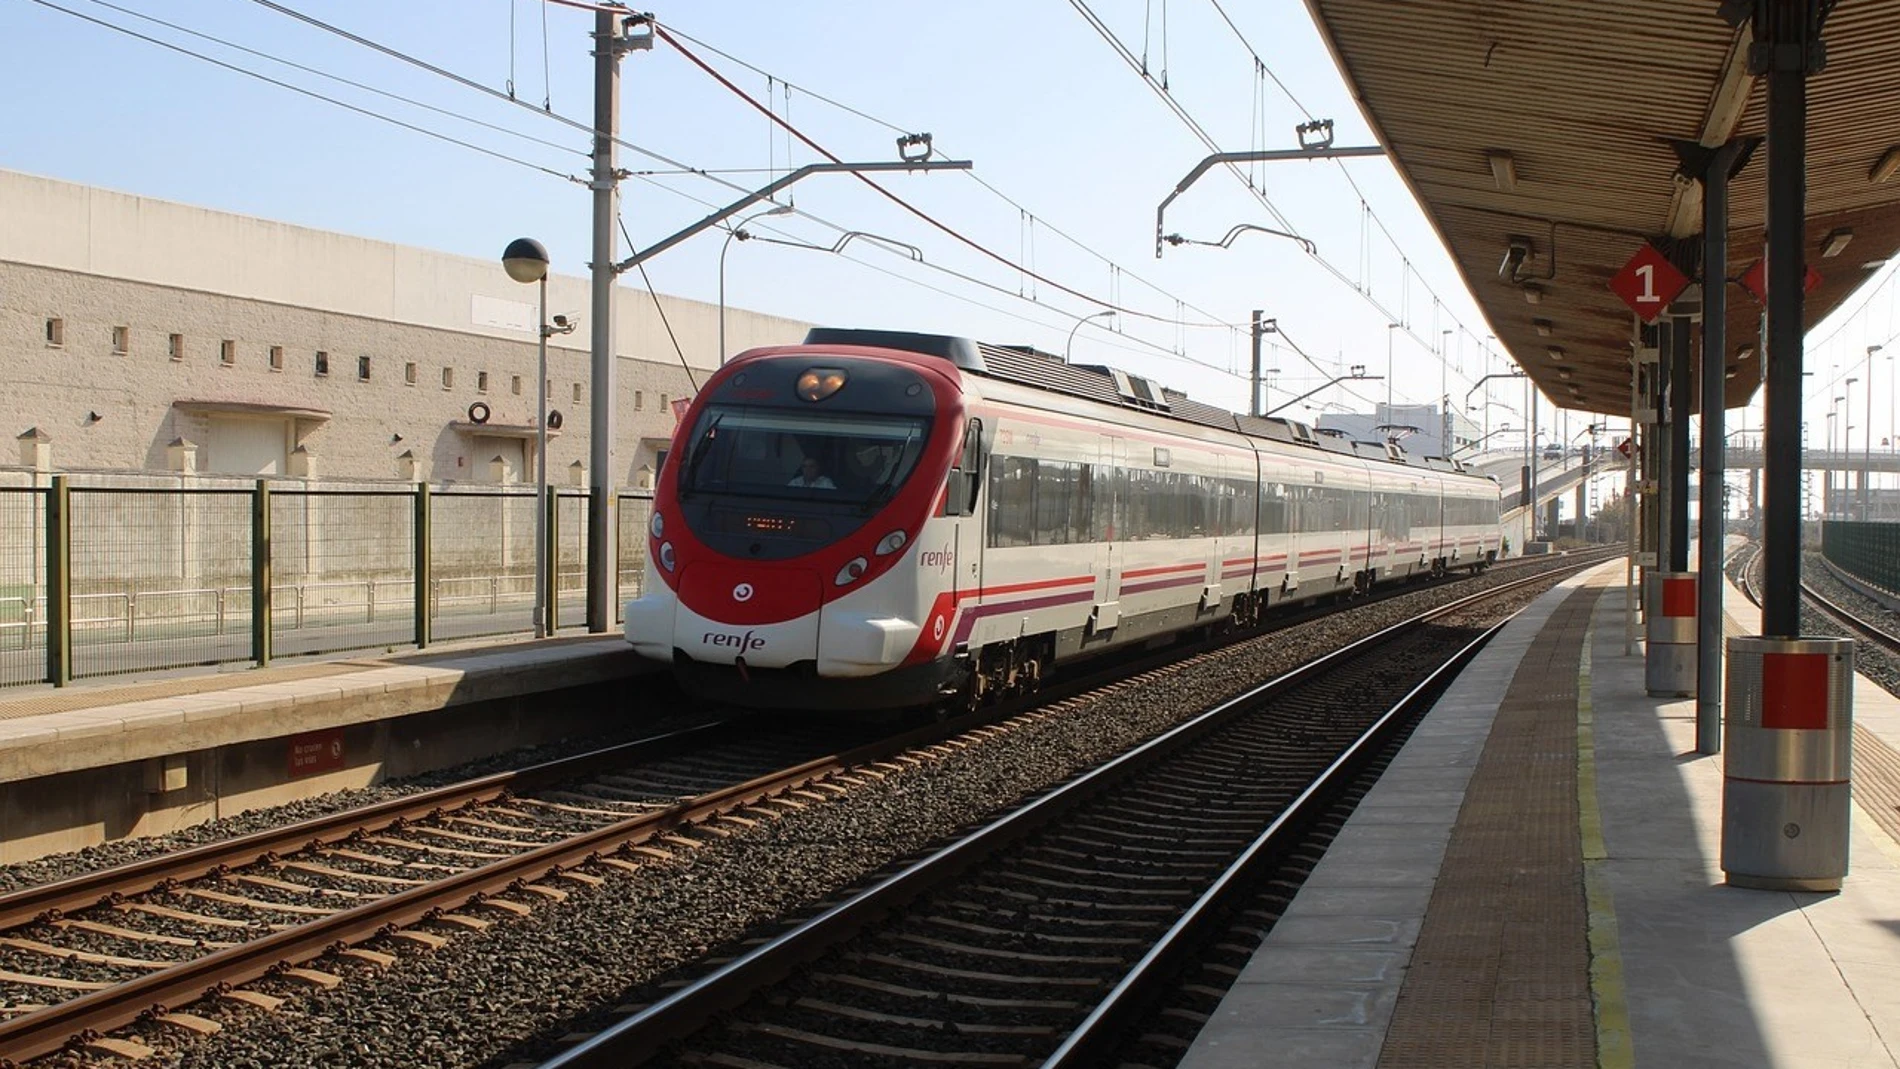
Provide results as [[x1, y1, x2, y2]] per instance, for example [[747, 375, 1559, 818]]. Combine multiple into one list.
[[253, 479, 272, 668], [545, 491, 560, 634], [414, 481, 432, 649], [45, 475, 70, 687]]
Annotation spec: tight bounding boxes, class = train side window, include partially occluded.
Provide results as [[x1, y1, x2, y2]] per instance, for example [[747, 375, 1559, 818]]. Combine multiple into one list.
[[947, 417, 983, 516]]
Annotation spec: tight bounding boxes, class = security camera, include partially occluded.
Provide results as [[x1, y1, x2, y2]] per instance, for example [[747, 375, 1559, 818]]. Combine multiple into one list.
[[1499, 236, 1533, 282], [552, 314, 569, 328]]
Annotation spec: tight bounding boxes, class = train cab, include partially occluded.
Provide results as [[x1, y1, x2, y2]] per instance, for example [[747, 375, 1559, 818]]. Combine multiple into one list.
[[625, 333, 976, 708]]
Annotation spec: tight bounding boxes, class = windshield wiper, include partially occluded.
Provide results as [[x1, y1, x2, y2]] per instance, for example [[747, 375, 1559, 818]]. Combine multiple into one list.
[[678, 414, 723, 500], [861, 427, 918, 514]]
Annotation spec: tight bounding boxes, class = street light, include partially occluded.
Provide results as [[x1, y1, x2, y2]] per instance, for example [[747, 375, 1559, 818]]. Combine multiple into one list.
[[718, 204, 794, 363], [502, 237, 574, 639], [1065, 310, 1116, 363]]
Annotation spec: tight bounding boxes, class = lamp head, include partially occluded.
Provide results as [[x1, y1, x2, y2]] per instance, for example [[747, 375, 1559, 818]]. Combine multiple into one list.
[[502, 237, 550, 284]]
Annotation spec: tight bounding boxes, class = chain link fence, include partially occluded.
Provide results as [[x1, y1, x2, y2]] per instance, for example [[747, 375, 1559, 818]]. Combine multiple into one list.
[[0, 488, 47, 687]]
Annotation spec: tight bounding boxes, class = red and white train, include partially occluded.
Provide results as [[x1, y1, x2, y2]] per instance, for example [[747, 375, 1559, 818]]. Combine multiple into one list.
[[624, 329, 1502, 710]]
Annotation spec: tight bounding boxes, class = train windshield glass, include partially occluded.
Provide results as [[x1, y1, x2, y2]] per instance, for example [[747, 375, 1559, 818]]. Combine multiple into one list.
[[679, 405, 931, 507]]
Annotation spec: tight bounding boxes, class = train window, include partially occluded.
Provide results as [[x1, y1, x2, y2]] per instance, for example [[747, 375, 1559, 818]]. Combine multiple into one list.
[[1260, 483, 1287, 535], [988, 455, 1037, 547], [679, 405, 930, 506]]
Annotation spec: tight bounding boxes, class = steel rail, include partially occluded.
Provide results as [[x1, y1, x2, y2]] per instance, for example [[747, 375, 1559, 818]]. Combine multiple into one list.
[[0, 720, 731, 932], [1043, 619, 1501, 1066], [1801, 579, 1900, 654], [0, 715, 983, 1064], [539, 562, 1591, 1068]]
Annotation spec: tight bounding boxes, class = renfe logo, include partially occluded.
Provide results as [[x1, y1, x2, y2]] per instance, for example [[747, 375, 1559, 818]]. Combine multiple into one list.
[[703, 630, 766, 653], [919, 546, 955, 573]]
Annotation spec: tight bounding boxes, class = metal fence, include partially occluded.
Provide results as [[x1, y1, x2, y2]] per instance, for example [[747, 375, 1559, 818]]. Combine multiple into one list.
[[1821, 519, 1900, 596], [3, 478, 654, 687]]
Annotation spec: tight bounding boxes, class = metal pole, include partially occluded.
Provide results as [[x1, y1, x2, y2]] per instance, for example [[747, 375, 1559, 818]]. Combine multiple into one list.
[[46, 475, 70, 686], [1670, 314, 1692, 572], [1627, 359, 1640, 656], [1698, 141, 1739, 755], [586, 7, 622, 634], [1866, 345, 1875, 520], [251, 478, 270, 670], [1529, 384, 1539, 541], [1760, 0, 1809, 638], [1246, 309, 1261, 417], [536, 276, 550, 641], [414, 479, 431, 650]]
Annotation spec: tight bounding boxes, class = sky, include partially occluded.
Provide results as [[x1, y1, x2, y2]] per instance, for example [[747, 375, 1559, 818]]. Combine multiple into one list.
[[3, 0, 1896, 469]]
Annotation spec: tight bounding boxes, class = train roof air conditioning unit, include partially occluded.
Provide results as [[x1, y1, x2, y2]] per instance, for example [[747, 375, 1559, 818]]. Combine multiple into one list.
[[1109, 369, 1170, 412]]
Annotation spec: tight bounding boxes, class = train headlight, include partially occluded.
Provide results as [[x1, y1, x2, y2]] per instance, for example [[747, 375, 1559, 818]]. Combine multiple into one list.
[[649, 511, 664, 539], [875, 530, 907, 556], [834, 556, 868, 586], [796, 367, 848, 402], [659, 541, 676, 572]]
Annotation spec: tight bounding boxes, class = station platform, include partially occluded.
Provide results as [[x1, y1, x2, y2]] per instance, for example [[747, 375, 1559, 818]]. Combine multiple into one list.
[[1182, 559, 1900, 1068], [0, 636, 655, 862]]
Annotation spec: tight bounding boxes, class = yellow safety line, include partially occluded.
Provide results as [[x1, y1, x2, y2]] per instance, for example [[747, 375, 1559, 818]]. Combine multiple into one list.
[[1577, 616, 1635, 1069]]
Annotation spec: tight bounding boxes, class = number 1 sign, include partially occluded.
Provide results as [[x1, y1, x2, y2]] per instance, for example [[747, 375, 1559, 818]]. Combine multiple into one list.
[[1609, 243, 1691, 323]]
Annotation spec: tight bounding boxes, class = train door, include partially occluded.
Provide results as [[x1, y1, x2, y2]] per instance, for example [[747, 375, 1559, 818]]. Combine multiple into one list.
[[953, 417, 985, 601], [1094, 435, 1123, 633], [1204, 455, 1224, 612]]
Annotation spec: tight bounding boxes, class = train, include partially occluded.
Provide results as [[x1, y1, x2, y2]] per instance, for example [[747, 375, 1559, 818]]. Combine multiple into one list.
[[624, 328, 1503, 711]]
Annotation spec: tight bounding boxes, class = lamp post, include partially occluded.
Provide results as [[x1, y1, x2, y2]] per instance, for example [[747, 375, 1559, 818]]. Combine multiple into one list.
[[1064, 310, 1115, 363], [1846, 376, 1861, 517], [1439, 328, 1453, 456], [718, 204, 794, 364], [1867, 344, 1882, 519], [503, 238, 558, 639]]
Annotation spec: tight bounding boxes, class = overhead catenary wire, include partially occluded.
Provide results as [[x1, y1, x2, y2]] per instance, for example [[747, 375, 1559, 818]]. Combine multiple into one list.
[[651, 21, 1232, 330], [76, 0, 586, 160], [26, 0, 580, 181], [238, 1, 1250, 341], [625, 171, 1251, 379], [657, 17, 1243, 331]]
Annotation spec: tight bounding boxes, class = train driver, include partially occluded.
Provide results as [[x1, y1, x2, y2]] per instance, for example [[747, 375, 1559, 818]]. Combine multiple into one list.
[[787, 456, 837, 489]]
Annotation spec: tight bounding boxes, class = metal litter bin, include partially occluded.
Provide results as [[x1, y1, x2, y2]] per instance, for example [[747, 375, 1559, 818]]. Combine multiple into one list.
[[1721, 636, 1854, 891], [1645, 571, 1697, 698]]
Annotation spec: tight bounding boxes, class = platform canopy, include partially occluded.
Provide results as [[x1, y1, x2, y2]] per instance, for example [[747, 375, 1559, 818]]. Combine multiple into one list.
[[1303, 0, 1900, 414]]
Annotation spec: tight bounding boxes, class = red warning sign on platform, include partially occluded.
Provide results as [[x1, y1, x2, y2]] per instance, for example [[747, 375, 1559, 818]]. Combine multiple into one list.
[[288, 728, 346, 779], [1739, 259, 1822, 304], [1608, 244, 1690, 323], [1616, 437, 1633, 459]]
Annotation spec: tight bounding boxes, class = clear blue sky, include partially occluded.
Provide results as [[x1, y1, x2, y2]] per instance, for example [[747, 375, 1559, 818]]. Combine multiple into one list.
[[3, 0, 1894, 454]]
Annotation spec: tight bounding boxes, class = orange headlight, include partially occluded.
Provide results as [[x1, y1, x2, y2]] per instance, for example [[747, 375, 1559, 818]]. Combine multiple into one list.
[[796, 367, 848, 402]]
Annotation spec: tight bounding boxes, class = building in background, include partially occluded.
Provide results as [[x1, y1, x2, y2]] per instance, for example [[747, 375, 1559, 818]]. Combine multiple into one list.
[[0, 169, 812, 487], [1316, 402, 1481, 460]]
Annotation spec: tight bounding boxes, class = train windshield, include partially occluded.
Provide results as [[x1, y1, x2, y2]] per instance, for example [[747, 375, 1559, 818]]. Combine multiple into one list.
[[679, 405, 931, 508]]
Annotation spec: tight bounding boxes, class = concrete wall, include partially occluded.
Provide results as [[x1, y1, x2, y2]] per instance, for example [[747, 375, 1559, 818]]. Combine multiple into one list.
[[0, 168, 812, 484]]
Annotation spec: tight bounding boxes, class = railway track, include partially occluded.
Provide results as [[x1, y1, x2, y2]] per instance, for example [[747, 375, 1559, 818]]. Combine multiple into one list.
[[1733, 540, 1900, 654], [529, 563, 1592, 1069], [0, 547, 1613, 1066], [0, 719, 902, 1064]]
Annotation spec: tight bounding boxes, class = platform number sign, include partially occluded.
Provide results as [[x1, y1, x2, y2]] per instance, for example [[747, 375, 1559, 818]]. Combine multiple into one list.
[[1609, 244, 1690, 323]]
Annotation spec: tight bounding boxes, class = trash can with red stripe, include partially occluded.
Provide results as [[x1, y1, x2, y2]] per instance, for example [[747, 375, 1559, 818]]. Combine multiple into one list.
[[1644, 571, 1698, 698], [1721, 636, 1854, 891]]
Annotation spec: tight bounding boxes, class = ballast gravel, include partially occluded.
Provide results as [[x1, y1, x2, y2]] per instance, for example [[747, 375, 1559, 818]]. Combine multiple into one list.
[[37, 556, 1599, 1069]]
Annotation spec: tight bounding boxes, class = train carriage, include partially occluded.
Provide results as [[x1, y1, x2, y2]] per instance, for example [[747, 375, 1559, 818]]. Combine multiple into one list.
[[625, 328, 1501, 711]]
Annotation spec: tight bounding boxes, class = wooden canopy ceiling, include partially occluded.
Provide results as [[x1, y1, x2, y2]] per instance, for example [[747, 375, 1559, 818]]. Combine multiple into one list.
[[1303, 0, 1900, 415]]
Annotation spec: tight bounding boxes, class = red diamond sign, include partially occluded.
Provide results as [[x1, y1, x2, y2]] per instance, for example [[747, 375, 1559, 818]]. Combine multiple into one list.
[[1616, 437, 1633, 459], [1608, 244, 1691, 323], [1739, 258, 1823, 304]]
